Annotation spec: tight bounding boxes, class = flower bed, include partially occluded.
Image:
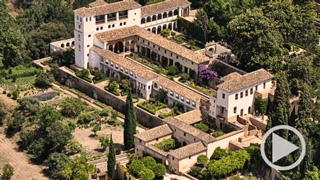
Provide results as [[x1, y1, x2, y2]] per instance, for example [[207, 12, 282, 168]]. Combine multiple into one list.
[[90, 69, 108, 84], [153, 138, 181, 151], [76, 69, 92, 83], [104, 81, 120, 96], [137, 98, 167, 115]]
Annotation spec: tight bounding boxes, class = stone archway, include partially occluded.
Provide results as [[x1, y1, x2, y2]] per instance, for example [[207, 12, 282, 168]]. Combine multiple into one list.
[[168, 23, 172, 30], [125, 41, 130, 52], [114, 41, 124, 53], [157, 26, 162, 34], [109, 45, 113, 52], [152, 27, 156, 34], [163, 24, 167, 30]]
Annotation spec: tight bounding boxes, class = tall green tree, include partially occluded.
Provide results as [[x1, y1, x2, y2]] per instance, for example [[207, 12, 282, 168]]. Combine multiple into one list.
[[227, 8, 284, 71], [269, 72, 290, 139], [124, 91, 137, 149], [296, 85, 312, 135], [60, 156, 95, 180], [107, 135, 116, 178]]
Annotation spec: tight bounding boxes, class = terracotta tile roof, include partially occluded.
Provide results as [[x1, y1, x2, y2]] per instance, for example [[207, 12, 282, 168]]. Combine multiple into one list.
[[74, 0, 141, 16], [91, 46, 158, 80], [135, 124, 173, 142], [89, 0, 108, 7], [95, 26, 210, 64], [217, 69, 273, 93], [175, 110, 203, 124], [164, 117, 215, 143], [141, 0, 191, 17], [146, 145, 168, 156], [169, 142, 206, 159], [154, 76, 204, 103], [220, 72, 242, 82]]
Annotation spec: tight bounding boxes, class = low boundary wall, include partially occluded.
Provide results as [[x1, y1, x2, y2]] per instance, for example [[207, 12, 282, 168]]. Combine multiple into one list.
[[56, 66, 164, 128]]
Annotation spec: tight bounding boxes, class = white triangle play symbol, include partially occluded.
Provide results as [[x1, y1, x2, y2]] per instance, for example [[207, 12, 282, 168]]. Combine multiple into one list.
[[272, 133, 299, 163]]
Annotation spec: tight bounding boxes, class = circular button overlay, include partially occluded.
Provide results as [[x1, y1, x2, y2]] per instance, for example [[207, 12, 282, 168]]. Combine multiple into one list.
[[260, 125, 306, 171]]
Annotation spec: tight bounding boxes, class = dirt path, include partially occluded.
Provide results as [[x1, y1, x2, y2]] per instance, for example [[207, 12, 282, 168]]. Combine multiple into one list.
[[0, 129, 48, 180]]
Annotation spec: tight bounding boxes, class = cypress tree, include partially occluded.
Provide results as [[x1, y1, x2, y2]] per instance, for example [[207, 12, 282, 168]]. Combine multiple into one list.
[[124, 91, 137, 149], [269, 71, 290, 139], [296, 84, 312, 136], [108, 135, 116, 179]]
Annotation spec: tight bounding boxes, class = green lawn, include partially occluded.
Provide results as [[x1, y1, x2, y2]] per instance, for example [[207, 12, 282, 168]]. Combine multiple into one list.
[[0, 76, 36, 92]]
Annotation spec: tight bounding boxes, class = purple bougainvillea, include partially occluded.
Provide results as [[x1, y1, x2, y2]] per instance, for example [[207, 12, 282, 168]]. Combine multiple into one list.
[[198, 64, 219, 80]]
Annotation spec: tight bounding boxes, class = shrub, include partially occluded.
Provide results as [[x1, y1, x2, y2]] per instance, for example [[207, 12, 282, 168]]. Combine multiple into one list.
[[60, 98, 87, 118], [171, 31, 176, 36], [1, 163, 14, 180], [212, 131, 225, 138], [18, 97, 40, 114], [7, 93, 11, 97], [11, 90, 20, 100], [180, 73, 190, 82], [194, 123, 209, 133], [78, 111, 100, 124], [99, 136, 109, 151], [2, 90, 6, 94], [90, 70, 107, 84], [153, 138, 180, 151], [160, 29, 171, 38], [141, 156, 157, 168], [0, 108, 7, 126], [75, 69, 92, 83], [35, 73, 54, 87], [66, 140, 82, 154], [105, 81, 120, 96], [168, 65, 179, 76], [151, 163, 166, 177], [197, 155, 208, 166], [120, 83, 132, 96], [138, 168, 155, 180], [254, 97, 268, 115], [188, 166, 202, 177], [212, 147, 228, 160], [129, 160, 145, 175], [100, 108, 110, 117]]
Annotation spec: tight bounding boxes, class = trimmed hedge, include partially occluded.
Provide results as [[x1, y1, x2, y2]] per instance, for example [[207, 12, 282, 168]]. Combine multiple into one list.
[[137, 98, 167, 115], [194, 123, 209, 133], [212, 131, 225, 138], [76, 69, 92, 83], [159, 107, 182, 119]]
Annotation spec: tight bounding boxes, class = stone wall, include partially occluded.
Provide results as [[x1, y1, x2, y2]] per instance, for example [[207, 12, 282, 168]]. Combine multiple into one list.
[[56, 67, 164, 128], [215, 60, 247, 76]]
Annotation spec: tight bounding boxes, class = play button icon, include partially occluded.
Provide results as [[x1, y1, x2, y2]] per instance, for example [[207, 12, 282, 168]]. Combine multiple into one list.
[[272, 133, 299, 163], [260, 125, 306, 171]]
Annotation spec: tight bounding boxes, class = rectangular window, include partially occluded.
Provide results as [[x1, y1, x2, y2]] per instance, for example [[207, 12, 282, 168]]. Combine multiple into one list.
[[245, 90, 248, 96], [256, 85, 258, 91], [107, 13, 116, 21], [240, 92, 243, 98], [88, 34, 91, 37], [250, 88, 253, 95], [235, 94, 238, 100], [234, 107, 237, 113], [95, 15, 105, 24], [263, 82, 266, 89], [119, 10, 128, 19], [222, 93, 225, 99]]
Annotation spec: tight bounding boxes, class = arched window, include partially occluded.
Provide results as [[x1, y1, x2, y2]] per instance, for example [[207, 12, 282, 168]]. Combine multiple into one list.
[[152, 15, 157, 21], [163, 12, 167, 18], [61, 44, 64, 48], [158, 13, 162, 20], [141, 18, 145, 24], [169, 11, 173, 17], [174, 9, 178, 16], [72, 41, 75, 46], [66, 42, 70, 47], [147, 16, 151, 22]]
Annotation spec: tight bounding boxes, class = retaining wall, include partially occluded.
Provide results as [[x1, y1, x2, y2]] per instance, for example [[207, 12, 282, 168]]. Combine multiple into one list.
[[56, 67, 164, 128]]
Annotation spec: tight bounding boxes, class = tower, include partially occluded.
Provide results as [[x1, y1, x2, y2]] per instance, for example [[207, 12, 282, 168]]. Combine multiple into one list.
[[74, 13, 96, 69]]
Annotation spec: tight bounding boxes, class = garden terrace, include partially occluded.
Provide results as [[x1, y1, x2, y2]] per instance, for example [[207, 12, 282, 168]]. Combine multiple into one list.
[[170, 34, 204, 51], [153, 138, 181, 152], [126, 53, 168, 75], [137, 98, 167, 115]]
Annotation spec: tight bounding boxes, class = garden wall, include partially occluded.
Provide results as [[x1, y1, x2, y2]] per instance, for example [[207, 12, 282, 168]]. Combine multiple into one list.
[[56, 67, 164, 128], [215, 60, 247, 76]]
